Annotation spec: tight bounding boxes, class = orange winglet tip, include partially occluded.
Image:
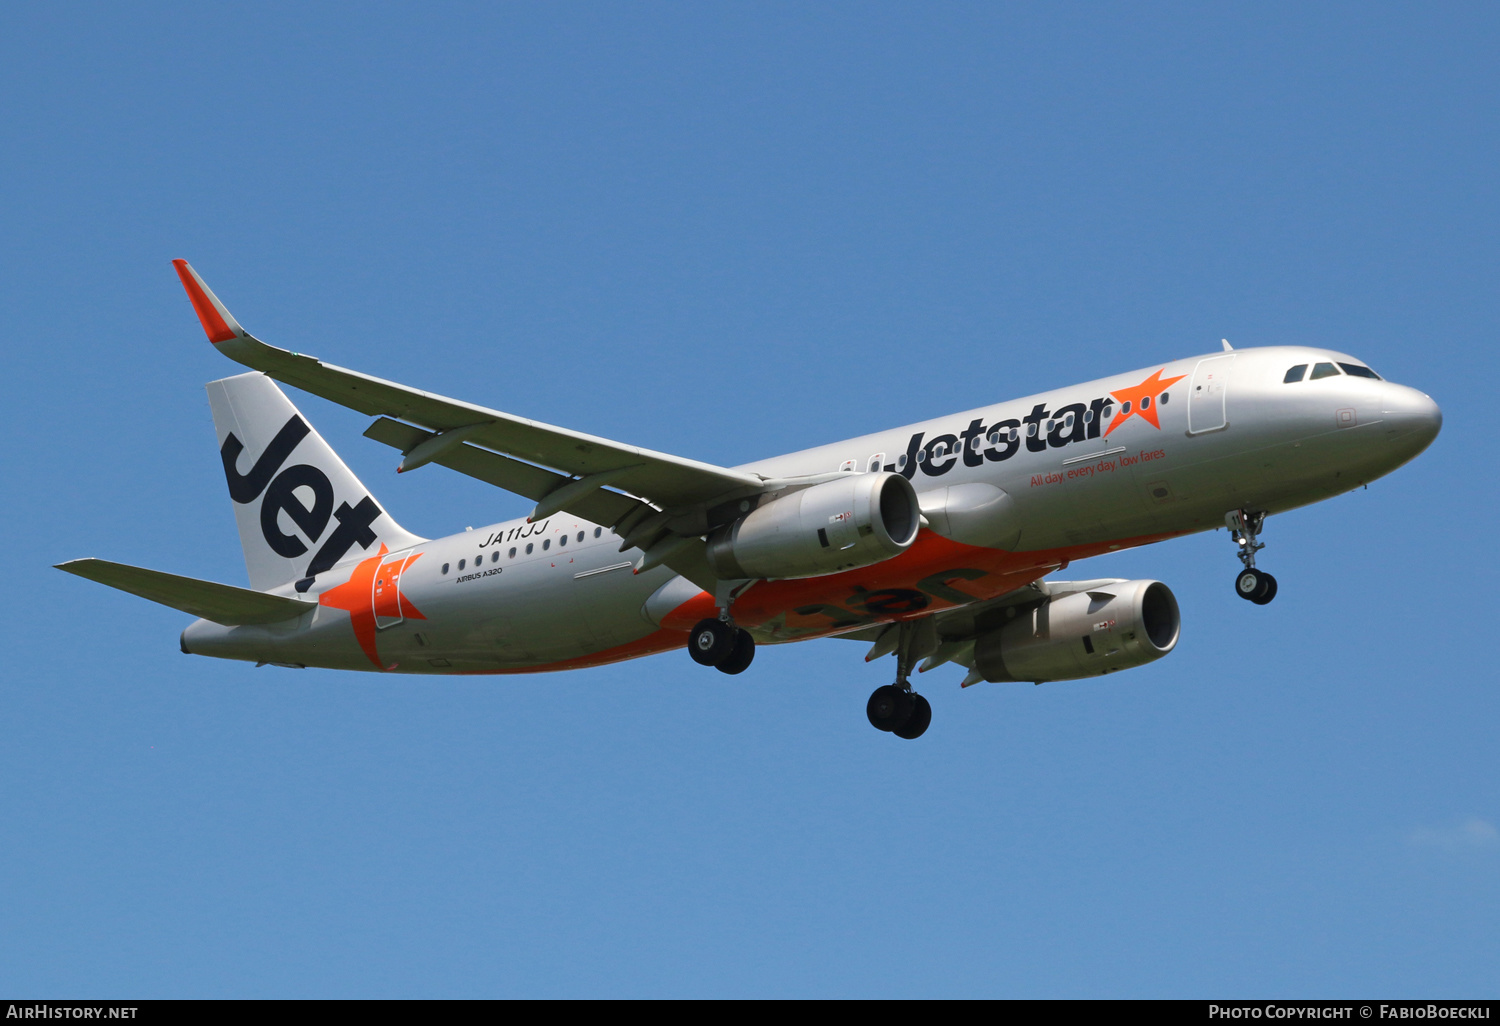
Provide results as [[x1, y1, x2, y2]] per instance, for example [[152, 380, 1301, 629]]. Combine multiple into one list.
[[172, 259, 240, 343]]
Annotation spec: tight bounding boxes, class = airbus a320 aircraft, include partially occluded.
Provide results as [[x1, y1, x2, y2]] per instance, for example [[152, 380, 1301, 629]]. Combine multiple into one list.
[[58, 261, 1442, 739]]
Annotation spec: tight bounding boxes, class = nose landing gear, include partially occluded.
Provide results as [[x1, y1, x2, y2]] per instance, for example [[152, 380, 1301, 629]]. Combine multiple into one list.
[[1227, 509, 1277, 605]]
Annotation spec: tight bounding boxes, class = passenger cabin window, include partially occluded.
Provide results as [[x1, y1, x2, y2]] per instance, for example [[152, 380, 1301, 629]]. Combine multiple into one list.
[[543, 539, 550, 550], [577, 531, 585, 542], [1284, 364, 1308, 383], [867, 454, 885, 472], [491, 551, 499, 563], [509, 547, 516, 558], [441, 563, 450, 575], [839, 459, 857, 472], [594, 527, 602, 538], [1310, 362, 1341, 380], [458, 559, 466, 570], [1339, 363, 1381, 379], [525, 543, 533, 554]]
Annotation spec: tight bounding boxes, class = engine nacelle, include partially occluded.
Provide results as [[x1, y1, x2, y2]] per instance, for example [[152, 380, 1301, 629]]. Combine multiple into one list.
[[973, 580, 1180, 683], [706, 472, 920, 580]]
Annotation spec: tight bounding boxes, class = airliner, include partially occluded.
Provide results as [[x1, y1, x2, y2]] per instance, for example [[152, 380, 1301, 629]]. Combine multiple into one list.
[[56, 261, 1442, 739]]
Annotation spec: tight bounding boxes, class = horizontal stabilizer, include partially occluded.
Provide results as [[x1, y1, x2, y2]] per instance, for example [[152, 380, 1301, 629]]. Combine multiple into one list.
[[55, 559, 314, 626]]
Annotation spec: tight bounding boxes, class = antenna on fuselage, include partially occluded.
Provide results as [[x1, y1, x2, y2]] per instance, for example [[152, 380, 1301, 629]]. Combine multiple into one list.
[[1221, 338, 1234, 351]]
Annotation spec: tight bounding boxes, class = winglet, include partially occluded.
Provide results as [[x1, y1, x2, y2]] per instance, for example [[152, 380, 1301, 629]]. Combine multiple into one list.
[[172, 259, 244, 343]]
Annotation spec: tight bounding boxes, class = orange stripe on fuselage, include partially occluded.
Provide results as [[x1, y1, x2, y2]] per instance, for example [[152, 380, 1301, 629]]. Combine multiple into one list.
[[459, 628, 689, 675], [668, 528, 1184, 641], [485, 527, 1187, 674]]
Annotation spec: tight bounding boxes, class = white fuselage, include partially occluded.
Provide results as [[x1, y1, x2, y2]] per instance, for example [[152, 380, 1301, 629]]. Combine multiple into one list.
[[182, 345, 1440, 674]]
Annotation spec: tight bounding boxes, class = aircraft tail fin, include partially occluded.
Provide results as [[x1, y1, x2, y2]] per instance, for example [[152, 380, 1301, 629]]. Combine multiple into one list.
[[55, 558, 314, 626], [207, 372, 425, 591]]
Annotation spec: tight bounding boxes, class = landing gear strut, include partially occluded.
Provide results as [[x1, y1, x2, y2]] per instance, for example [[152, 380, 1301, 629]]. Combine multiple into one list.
[[865, 619, 933, 739], [1227, 509, 1277, 605]]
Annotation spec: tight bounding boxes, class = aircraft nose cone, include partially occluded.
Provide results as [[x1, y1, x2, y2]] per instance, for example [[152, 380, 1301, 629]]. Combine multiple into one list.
[[1382, 385, 1442, 454]]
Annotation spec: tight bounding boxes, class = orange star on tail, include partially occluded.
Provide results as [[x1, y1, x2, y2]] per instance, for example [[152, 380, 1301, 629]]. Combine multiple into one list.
[[1104, 368, 1186, 436], [318, 546, 426, 669]]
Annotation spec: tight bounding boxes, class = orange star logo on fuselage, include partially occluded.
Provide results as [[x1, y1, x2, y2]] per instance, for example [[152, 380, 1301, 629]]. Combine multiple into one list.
[[1103, 369, 1187, 437], [318, 545, 426, 669]]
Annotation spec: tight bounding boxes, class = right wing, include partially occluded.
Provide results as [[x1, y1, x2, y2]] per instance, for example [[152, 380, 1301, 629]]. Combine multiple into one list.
[[172, 261, 764, 513], [173, 260, 769, 591]]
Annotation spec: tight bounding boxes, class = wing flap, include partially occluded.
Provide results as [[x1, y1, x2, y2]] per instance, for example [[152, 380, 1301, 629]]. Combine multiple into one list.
[[362, 418, 721, 591], [56, 559, 314, 626], [363, 417, 646, 527]]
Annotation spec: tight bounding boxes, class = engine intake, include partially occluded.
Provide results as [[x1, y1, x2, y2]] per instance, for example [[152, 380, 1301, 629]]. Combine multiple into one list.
[[973, 580, 1180, 683], [706, 472, 920, 580]]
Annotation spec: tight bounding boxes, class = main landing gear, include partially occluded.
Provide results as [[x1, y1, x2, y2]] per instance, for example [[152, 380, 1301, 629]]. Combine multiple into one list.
[[1227, 509, 1277, 605], [688, 618, 756, 675], [865, 619, 933, 740], [688, 581, 756, 675], [867, 685, 932, 740]]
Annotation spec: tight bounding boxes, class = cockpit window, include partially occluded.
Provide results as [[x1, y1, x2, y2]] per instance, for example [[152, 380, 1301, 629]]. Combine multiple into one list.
[[1338, 362, 1381, 380], [1309, 362, 1341, 380], [1284, 364, 1307, 383]]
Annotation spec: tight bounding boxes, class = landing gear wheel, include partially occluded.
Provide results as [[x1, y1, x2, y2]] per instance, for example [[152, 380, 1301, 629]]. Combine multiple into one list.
[[1251, 572, 1278, 605], [688, 618, 736, 666], [1235, 568, 1277, 604], [715, 629, 756, 675], [867, 685, 914, 733], [892, 694, 932, 739]]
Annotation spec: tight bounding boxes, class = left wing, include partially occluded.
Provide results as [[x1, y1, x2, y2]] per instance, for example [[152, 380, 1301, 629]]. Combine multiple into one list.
[[841, 578, 1122, 685]]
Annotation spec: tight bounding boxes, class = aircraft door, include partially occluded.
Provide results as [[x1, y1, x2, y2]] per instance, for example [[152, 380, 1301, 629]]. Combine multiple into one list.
[[372, 549, 418, 630], [1187, 355, 1235, 435]]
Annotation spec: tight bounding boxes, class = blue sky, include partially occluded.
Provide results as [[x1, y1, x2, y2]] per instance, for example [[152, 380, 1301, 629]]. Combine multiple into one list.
[[2, 3, 1496, 997]]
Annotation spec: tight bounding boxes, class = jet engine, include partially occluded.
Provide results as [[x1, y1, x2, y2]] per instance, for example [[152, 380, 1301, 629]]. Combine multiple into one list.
[[705, 472, 920, 580], [973, 580, 1180, 683]]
